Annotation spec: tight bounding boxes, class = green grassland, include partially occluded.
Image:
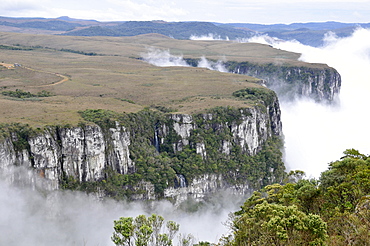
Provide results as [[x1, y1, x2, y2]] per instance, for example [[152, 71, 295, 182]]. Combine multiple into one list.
[[0, 32, 327, 127]]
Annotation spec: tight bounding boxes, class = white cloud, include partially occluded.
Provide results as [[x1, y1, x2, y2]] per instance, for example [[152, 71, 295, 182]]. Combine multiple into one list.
[[0, 167, 244, 245], [269, 28, 370, 178], [142, 48, 190, 67]]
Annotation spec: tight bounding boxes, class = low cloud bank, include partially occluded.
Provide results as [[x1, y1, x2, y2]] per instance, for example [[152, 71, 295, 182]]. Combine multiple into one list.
[[264, 28, 370, 178], [197, 56, 228, 72], [189, 33, 228, 41], [235, 34, 284, 46], [142, 48, 227, 72], [141, 48, 190, 67], [0, 167, 243, 245]]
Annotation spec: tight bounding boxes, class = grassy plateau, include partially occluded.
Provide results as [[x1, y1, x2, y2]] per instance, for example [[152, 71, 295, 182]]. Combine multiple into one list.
[[0, 32, 327, 127]]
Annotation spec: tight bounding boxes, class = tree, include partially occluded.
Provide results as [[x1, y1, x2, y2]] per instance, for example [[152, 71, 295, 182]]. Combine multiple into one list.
[[229, 201, 327, 246], [318, 149, 370, 245], [112, 214, 182, 246]]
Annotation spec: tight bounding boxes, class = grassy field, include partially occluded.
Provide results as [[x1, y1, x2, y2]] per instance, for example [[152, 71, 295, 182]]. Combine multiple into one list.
[[0, 32, 328, 127]]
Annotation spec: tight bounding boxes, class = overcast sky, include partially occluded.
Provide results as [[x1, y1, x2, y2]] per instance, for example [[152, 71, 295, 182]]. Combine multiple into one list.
[[1, 0, 370, 24]]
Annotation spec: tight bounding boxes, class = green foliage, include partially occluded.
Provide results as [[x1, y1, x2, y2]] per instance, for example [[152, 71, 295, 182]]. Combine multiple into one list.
[[1, 89, 55, 99], [231, 201, 327, 246], [225, 149, 370, 246], [61, 167, 145, 199], [79, 109, 119, 127], [194, 242, 211, 246], [2, 89, 34, 98], [151, 105, 177, 113], [0, 45, 32, 50], [119, 98, 136, 104], [59, 48, 98, 56], [340, 148, 367, 160], [0, 123, 39, 152], [112, 214, 182, 246], [233, 87, 276, 107], [0, 44, 99, 55]]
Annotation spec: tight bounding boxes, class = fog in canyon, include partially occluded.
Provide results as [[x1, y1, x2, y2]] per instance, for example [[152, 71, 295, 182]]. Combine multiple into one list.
[[1, 28, 370, 245], [0, 167, 244, 245], [269, 28, 370, 178]]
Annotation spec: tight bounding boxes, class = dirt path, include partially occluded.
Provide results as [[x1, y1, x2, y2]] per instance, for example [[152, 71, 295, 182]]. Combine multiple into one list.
[[1, 62, 69, 87], [34, 73, 69, 87], [23, 66, 69, 87], [0, 62, 15, 69]]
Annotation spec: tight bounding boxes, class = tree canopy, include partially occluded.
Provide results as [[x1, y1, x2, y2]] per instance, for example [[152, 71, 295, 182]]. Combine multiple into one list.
[[112, 214, 194, 246], [223, 149, 370, 246]]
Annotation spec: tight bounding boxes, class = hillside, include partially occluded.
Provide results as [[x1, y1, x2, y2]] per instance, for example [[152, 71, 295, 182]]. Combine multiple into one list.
[[0, 17, 252, 38], [0, 31, 325, 127], [64, 21, 252, 39], [0, 16, 369, 46]]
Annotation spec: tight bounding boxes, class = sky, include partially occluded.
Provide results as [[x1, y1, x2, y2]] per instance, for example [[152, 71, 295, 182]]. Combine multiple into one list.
[[1, 0, 370, 24]]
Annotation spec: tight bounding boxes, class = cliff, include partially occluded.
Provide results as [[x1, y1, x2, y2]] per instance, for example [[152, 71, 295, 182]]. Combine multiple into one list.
[[0, 123, 134, 190], [0, 89, 284, 202], [225, 61, 341, 102]]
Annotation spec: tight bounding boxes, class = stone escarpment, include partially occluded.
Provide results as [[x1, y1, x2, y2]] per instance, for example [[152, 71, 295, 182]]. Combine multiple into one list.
[[0, 90, 284, 202], [225, 61, 341, 102], [0, 123, 134, 190]]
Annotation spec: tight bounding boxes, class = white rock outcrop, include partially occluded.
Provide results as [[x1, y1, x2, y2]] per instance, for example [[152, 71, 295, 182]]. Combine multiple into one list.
[[0, 123, 134, 190]]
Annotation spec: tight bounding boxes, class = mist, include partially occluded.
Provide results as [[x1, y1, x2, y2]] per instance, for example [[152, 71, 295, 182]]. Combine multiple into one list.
[[0, 167, 242, 245], [141, 48, 190, 67], [266, 28, 370, 178], [143, 48, 228, 72], [189, 34, 228, 41], [197, 56, 228, 72]]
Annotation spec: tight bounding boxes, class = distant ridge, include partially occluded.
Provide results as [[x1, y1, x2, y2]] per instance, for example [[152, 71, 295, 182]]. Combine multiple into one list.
[[56, 16, 98, 22], [0, 16, 369, 46], [219, 21, 370, 46], [63, 21, 253, 39]]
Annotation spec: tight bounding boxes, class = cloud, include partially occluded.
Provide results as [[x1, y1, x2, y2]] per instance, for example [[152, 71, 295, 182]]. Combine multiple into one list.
[[266, 28, 370, 178], [0, 167, 243, 245], [189, 33, 226, 41], [142, 48, 229, 73], [1, 0, 49, 17], [141, 48, 190, 67], [197, 56, 228, 72]]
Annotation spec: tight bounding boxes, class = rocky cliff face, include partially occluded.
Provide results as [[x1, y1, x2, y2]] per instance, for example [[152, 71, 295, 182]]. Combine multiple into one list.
[[168, 103, 281, 157], [0, 123, 133, 190], [164, 173, 253, 205], [225, 61, 341, 102], [0, 91, 284, 202]]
